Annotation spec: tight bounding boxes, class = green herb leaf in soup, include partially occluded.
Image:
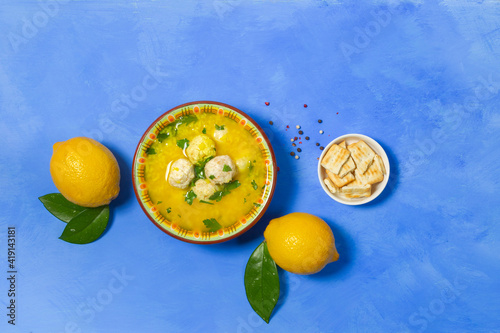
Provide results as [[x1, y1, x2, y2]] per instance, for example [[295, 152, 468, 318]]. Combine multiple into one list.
[[157, 133, 169, 143], [251, 180, 258, 190], [176, 138, 190, 150], [215, 124, 225, 130], [202, 128, 207, 134], [185, 190, 197, 205], [223, 164, 232, 172], [159, 114, 198, 138], [145, 147, 156, 155], [203, 218, 222, 232]]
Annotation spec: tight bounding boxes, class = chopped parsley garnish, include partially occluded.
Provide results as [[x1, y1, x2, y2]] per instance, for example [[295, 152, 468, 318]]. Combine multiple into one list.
[[202, 128, 207, 134], [200, 200, 214, 205], [225, 180, 241, 191], [249, 161, 254, 172], [157, 133, 169, 143], [223, 164, 232, 172], [209, 175, 215, 180], [244, 198, 247, 203], [215, 124, 225, 130], [176, 138, 190, 150], [145, 147, 156, 155], [190, 156, 215, 186], [209, 180, 241, 202], [158, 115, 198, 138], [253, 203, 261, 208], [166, 207, 172, 213], [251, 180, 258, 190], [157, 201, 162, 204], [203, 218, 222, 232], [185, 190, 197, 205]]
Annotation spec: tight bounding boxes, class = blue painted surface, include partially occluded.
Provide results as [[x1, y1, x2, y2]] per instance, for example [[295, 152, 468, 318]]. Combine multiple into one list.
[[1, 1, 499, 332]]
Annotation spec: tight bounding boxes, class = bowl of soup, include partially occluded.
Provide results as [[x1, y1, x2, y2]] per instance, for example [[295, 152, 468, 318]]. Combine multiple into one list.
[[133, 101, 277, 244]]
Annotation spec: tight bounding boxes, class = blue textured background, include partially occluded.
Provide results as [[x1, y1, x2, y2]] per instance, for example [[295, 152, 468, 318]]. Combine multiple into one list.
[[1, 1, 499, 332]]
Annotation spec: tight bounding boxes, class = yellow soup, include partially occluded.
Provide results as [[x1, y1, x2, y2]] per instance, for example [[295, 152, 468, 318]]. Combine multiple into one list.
[[144, 112, 267, 232]]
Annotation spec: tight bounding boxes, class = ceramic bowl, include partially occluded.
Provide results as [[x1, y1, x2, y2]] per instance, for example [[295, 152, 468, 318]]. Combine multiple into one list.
[[132, 101, 277, 244], [317, 134, 390, 205]]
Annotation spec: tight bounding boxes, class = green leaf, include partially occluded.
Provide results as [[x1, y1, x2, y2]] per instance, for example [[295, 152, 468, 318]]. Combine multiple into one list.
[[145, 147, 156, 155], [39, 193, 89, 223], [244, 241, 280, 324], [249, 161, 254, 172], [185, 190, 197, 205], [215, 124, 225, 130], [223, 164, 232, 172], [157, 201, 162, 204], [203, 218, 222, 232], [199, 200, 214, 205], [251, 180, 258, 190], [254, 203, 261, 208], [59, 206, 109, 244], [177, 114, 198, 126], [209, 175, 215, 180], [225, 180, 241, 191], [167, 207, 172, 213], [202, 128, 207, 134], [157, 133, 169, 142], [208, 180, 241, 202], [176, 138, 190, 150]]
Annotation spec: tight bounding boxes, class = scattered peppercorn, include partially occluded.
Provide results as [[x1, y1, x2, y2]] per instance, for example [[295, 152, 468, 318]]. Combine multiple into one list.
[[269, 121, 273, 125], [318, 119, 323, 123], [297, 148, 302, 152], [294, 137, 298, 141], [265, 102, 270, 106], [305, 136, 310, 140], [292, 143, 296, 147], [298, 130, 303, 135], [320, 146, 325, 150], [290, 152, 295, 156], [295, 155, 299, 160], [316, 143, 320, 146], [291, 138, 295, 142], [319, 130, 324, 134], [296, 125, 301, 129], [304, 104, 308, 108]]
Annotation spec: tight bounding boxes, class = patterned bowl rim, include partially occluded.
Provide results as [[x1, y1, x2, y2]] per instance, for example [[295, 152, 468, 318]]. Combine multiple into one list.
[[132, 101, 277, 244]]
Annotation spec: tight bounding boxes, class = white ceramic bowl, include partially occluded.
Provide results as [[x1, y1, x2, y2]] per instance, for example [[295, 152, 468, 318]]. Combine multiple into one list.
[[317, 134, 390, 205]]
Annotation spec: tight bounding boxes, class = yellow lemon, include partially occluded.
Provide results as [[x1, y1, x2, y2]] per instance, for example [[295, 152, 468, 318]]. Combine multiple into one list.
[[264, 212, 339, 275], [50, 137, 120, 207]]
